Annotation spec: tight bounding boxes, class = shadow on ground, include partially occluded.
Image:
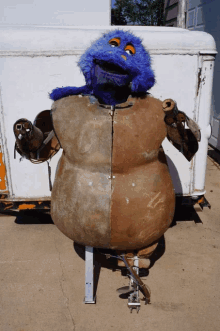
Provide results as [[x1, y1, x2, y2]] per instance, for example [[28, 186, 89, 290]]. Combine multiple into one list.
[[13, 210, 54, 224], [171, 200, 203, 227], [208, 147, 220, 165]]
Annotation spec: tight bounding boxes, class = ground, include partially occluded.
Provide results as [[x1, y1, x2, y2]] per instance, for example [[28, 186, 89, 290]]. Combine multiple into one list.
[[0, 149, 220, 331]]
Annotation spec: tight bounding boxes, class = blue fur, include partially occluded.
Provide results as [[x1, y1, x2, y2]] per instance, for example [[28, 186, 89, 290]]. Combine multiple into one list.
[[49, 85, 91, 101], [50, 30, 155, 102]]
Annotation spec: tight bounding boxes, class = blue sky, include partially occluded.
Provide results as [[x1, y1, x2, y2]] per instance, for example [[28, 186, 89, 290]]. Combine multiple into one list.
[[111, 0, 116, 8]]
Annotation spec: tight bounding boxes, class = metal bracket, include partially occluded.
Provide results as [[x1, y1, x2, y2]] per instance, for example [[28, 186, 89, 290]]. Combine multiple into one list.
[[84, 246, 96, 304], [198, 196, 211, 209]]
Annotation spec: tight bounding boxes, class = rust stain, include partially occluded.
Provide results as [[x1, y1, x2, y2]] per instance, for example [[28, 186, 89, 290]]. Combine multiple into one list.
[[0, 151, 7, 190], [197, 196, 204, 204], [18, 204, 35, 210], [3, 202, 13, 210], [0, 193, 8, 199], [197, 67, 202, 96], [0, 200, 50, 212], [194, 189, 204, 193]]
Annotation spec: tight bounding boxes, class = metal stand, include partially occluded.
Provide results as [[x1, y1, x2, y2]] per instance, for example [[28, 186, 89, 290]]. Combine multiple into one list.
[[127, 255, 141, 313], [83, 247, 150, 310], [84, 246, 96, 304], [118, 254, 151, 312]]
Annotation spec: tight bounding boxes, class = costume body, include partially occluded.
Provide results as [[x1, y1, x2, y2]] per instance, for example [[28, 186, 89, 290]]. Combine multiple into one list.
[[51, 94, 175, 250]]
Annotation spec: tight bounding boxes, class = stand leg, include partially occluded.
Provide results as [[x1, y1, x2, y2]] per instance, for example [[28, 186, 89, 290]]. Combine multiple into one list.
[[127, 255, 141, 313], [84, 246, 96, 303]]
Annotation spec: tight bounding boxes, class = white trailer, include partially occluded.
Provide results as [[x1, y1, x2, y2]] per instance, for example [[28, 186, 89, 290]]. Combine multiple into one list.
[[0, 25, 216, 211]]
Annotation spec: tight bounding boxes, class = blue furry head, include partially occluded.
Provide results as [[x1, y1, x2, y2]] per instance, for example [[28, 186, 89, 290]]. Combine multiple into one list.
[[78, 29, 155, 94], [50, 29, 155, 102]]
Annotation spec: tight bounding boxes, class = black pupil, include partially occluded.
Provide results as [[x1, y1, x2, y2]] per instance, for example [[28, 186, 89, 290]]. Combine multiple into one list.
[[110, 41, 118, 47]]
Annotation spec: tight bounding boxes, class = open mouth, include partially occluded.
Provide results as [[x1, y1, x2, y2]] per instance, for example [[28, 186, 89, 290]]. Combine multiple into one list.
[[94, 59, 128, 76]]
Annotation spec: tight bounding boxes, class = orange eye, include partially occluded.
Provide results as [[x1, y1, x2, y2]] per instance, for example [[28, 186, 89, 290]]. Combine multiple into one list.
[[124, 44, 136, 55], [109, 38, 121, 47]]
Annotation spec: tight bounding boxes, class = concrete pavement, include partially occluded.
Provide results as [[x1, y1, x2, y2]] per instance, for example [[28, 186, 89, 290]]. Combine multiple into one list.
[[0, 152, 220, 331]]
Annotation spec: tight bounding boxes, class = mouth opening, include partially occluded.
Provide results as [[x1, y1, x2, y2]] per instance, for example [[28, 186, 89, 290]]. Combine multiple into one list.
[[94, 59, 128, 76]]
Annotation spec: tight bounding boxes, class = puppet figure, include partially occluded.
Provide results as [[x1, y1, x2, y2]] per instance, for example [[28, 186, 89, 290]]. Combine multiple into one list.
[[14, 30, 200, 309]]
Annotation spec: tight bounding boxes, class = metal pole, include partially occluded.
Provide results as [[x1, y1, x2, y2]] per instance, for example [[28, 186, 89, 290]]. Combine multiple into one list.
[[177, 0, 187, 28], [84, 246, 96, 303]]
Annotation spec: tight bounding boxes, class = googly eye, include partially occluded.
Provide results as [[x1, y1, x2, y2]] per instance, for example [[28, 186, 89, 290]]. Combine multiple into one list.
[[124, 44, 136, 55], [109, 38, 121, 47]]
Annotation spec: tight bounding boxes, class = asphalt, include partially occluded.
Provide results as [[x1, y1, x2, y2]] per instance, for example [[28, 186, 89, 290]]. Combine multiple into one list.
[[0, 149, 220, 331]]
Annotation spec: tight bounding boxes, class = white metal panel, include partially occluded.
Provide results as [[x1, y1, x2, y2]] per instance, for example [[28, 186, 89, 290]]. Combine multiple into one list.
[[0, 26, 217, 199], [0, 26, 216, 55], [151, 54, 198, 195], [0, 55, 84, 199], [193, 55, 215, 193]]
